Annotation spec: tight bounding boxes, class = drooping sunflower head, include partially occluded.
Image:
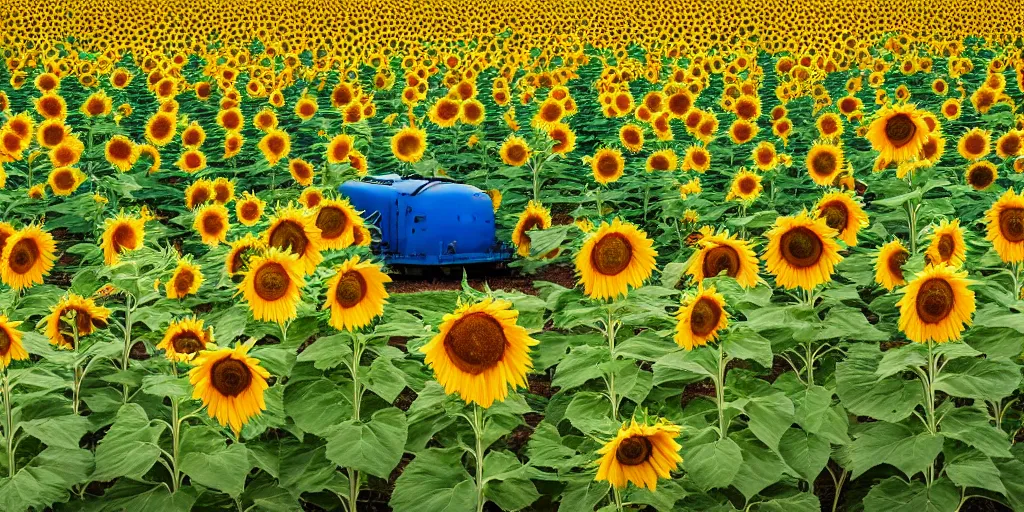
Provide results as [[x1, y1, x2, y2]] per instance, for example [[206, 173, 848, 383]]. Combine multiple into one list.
[[0, 315, 29, 368], [420, 297, 538, 408], [762, 210, 843, 290], [194, 203, 231, 247], [166, 258, 204, 300], [1, 224, 57, 290], [547, 122, 576, 154], [595, 418, 683, 491], [314, 198, 362, 250], [225, 234, 265, 276], [157, 316, 213, 362], [44, 293, 111, 349], [726, 168, 763, 202], [591, 147, 625, 185], [101, 212, 146, 266], [965, 161, 998, 191], [674, 284, 729, 350], [864, 103, 930, 163], [391, 126, 427, 164], [322, 256, 392, 332], [512, 200, 552, 257], [47, 166, 86, 196], [985, 189, 1024, 263], [875, 239, 910, 291], [189, 343, 271, 434], [500, 135, 531, 167], [896, 264, 975, 344], [685, 227, 760, 288], [575, 218, 658, 300], [805, 143, 844, 186], [814, 191, 870, 246], [264, 204, 323, 275], [239, 247, 305, 325], [925, 219, 967, 268]]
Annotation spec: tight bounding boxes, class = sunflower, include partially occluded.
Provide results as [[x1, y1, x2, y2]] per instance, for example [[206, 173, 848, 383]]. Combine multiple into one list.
[[35, 92, 67, 120], [157, 317, 213, 362], [326, 134, 355, 164], [0, 315, 29, 368], [875, 239, 910, 291], [460, 99, 485, 125], [728, 119, 757, 144], [253, 109, 278, 131], [816, 112, 844, 139], [985, 189, 1024, 263], [532, 98, 564, 129], [211, 178, 235, 204], [391, 126, 427, 164], [941, 98, 962, 120], [865, 103, 930, 163], [105, 135, 137, 172], [896, 264, 975, 344], [315, 198, 362, 250], [47, 166, 86, 196], [645, 150, 676, 172], [686, 228, 760, 288], [966, 161, 998, 191], [81, 91, 112, 117], [190, 343, 271, 434], [225, 234, 265, 276], [500, 136, 531, 167], [184, 180, 215, 210], [763, 211, 843, 290], [674, 284, 729, 350], [136, 144, 161, 174], [752, 141, 778, 171], [145, 112, 177, 146], [485, 189, 502, 211], [619, 124, 644, 153], [576, 218, 658, 300], [166, 258, 203, 299], [265, 205, 323, 275], [322, 256, 392, 331], [1, 225, 57, 290], [814, 191, 869, 246], [294, 96, 318, 121], [236, 191, 266, 227], [35, 119, 68, 148], [44, 294, 111, 349], [101, 212, 146, 265], [595, 418, 683, 491], [239, 248, 305, 324], [217, 108, 244, 132], [428, 97, 461, 128], [420, 297, 537, 408], [591, 147, 625, 184], [223, 131, 244, 159], [682, 146, 711, 173], [726, 169, 763, 201], [49, 136, 84, 167], [180, 121, 206, 148], [926, 219, 967, 268], [194, 203, 231, 246], [958, 128, 991, 161], [806, 144, 844, 185], [512, 200, 552, 257], [258, 129, 290, 166]]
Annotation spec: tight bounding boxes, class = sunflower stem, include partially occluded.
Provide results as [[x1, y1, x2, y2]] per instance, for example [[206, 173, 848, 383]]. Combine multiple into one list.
[[805, 342, 814, 387], [170, 364, 181, 492], [715, 343, 729, 440], [349, 468, 360, 512], [71, 313, 82, 415], [605, 307, 619, 422], [596, 186, 603, 219], [924, 339, 938, 486], [3, 366, 16, 477], [121, 293, 136, 404], [612, 486, 624, 512], [472, 403, 486, 512], [349, 332, 364, 512]]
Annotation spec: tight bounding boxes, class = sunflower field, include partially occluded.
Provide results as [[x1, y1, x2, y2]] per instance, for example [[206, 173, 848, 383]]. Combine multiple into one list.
[[2, 0, 1024, 511]]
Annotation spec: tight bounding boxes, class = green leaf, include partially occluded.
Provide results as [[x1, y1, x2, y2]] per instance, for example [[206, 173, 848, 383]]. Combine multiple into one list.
[[525, 422, 587, 470], [995, 455, 1024, 510], [732, 435, 787, 500], [20, 414, 92, 449], [743, 392, 795, 452], [875, 343, 927, 379], [791, 385, 849, 445], [939, 404, 1011, 459], [723, 326, 773, 367], [180, 442, 252, 497], [483, 451, 540, 510], [652, 347, 717, 386], [0, 447, 94, 511], [848, 421, 943, 479], [752, 492, 821, 512], [92, 404, 165, 481], [933, 357, 1021, 401], [528, 225, 572, 258], [862, 476, 958, 512], [944, 446, 1006, 494], [563, 391, 617, 436], [326, 407, 408, 478], [85, 480, 199, 512], [276, 439, 338, 498], [140, 374, 191, 399], [390, 447, 475, 512], [557, 476, 610, 512], [779, 428, 830, 483], [682, 437, 741, 491], [284, 375, 352, 436], [365, 357, 408, 402], [295, 333, 353, 370], [836, 344, 923, 423], [553, 345, 607, 390]]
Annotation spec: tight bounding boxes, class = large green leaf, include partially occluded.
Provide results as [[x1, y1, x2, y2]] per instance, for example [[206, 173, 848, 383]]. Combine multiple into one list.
[[835, 344, 923, 423], [939, 404, 1011, 459], [0, 446, 93, 511], [848, 421, 943, 479], [180, 441, 252, 497], [19, 413, 92, 449], [91, 403, 165, 481], [944, 446, 1006, 494], [862, 476, 959, 512], [325, 407, 408, 478], [681, 437, 741, 491], [552, 344, 608, 390], [483, 451, 540, 511], [933, 357, 1020, 401], [283, 375, 352, 436], [732, 435, 787, 501], [779, 428, 830, 483], [390, 447, 475, 512]]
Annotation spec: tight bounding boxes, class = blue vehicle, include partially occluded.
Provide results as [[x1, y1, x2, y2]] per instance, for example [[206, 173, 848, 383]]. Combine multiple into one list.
[[338, 174, 513, 269]]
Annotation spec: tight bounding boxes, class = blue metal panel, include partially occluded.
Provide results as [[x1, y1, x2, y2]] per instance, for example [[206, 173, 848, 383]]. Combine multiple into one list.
[[339, 175, 512, 265]]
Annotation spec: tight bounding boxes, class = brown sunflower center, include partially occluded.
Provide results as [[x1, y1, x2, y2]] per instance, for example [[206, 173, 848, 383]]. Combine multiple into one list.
[[266, 136, 285, 155], [269, 220, 308, 255], [964, 134, 985, 156], [967, 165, 994, 189], [887, 249, 909, 281], [316, 206, 348, 240], [334, 271, 367, 308], [240, 201, 259, 221], [780, 227, 824, 268], [505, 144, 527, 163], [738, 176, 757, 195], [42, 125, 65, 146], [884, 113, 917, 148], [615, 436, 652, 466], [596, 155, 620, 177], [8, 239, 39, 274], [210, 357, 252, 397], [915, 278, 955, 324], [230, 245, 255, 274], [109, 140, 132, 160], [254, 262, 290, 301], [111, 224, 137, 253], [937, 234, 955, 260], [810, 151, 838, 177], [173, 270, 195, 295], [53, 169, 75, 190], [202, 213, 225, 236], [396, 134, 422, 156], [590, 233, 633, 276], [690, 297, 723, 336], [443, 312, 507, 375], [171, 332, 203, 354], [999, 208, 1024, 242], [820, 202, 849, 231], [703, 245, 740, 278]]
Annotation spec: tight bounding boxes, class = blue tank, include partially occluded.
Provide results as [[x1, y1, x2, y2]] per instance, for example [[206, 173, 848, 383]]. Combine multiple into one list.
[[339, 175, 513, 266]]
